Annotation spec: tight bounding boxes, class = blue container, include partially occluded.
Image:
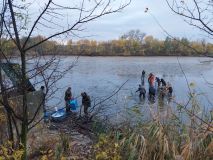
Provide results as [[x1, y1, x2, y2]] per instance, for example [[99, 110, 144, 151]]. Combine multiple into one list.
[[70, 99, 78, 111]]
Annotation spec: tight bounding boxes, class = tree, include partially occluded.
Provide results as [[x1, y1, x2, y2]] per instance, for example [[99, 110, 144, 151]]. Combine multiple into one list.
[[165, 0, 213, 39], [120, 29, 146, 44], [164, 36, 173, 54], [0, 0, 130, 159]]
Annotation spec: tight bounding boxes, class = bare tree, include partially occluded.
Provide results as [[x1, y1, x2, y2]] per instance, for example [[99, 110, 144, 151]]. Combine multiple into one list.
[[0, 0, 130, 159], [120, 29, 146, 43], [164, 0, 213, 133], [165, 0, 213, 39]]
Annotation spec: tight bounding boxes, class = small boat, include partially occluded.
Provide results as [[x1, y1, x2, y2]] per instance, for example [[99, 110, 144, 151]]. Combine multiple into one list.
[[51, 108, 66, 122], [44, 99, 78, 122]]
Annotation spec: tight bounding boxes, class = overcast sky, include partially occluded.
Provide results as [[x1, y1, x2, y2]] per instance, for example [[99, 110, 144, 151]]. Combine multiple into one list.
[[11, 0, 212, 42], [75, 0, 212, 42]]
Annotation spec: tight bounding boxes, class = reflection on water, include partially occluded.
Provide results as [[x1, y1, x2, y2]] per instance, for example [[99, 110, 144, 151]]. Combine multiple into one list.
[[27, 56, 213, 120]]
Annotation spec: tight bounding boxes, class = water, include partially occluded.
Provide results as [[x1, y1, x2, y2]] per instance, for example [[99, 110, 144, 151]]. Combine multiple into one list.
[[27, 56, 213, 121]]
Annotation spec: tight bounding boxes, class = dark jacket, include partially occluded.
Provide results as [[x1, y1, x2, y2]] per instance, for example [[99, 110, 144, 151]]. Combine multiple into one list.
[[64, 89, 72, 101], [168, 86, 173, 93], [82, 94, 91, 108], [156, 77, 161, 86], [161, 79, 166, 86], [136, 86, 146, 94]]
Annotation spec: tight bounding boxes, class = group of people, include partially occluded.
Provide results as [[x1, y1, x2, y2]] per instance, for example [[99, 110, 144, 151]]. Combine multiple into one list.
[[64, 70, 173, 116], [64, 87, 91, 116], [136, 70, 173, 102]]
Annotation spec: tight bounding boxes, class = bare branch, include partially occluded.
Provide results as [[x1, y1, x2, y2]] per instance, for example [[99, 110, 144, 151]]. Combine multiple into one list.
[[165, 0, 213, 37], [22, 0, 52, 49]]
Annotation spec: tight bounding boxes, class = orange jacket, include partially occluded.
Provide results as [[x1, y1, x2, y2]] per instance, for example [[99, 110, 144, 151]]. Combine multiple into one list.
[[148, 75, 155, 87]]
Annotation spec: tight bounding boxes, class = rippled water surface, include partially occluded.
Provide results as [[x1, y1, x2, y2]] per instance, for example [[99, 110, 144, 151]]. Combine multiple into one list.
[[31, 56, 213, 120]]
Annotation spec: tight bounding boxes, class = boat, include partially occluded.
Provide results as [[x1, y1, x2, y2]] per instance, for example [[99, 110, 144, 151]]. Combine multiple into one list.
[[50, 108, 66, 122], [49, 99, 78, 122]]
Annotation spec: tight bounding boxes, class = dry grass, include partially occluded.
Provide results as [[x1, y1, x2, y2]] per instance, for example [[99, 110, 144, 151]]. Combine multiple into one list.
[[93, 94, 213, 160]]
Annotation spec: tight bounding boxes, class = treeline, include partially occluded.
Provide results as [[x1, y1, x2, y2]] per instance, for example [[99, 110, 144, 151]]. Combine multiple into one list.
[[1, 31, 213, 56], [63, 36, 213, 56]]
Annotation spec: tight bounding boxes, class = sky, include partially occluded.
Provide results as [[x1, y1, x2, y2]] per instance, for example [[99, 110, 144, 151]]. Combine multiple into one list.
[[74, 0, 212, 42], [7, 0, 212, 42]]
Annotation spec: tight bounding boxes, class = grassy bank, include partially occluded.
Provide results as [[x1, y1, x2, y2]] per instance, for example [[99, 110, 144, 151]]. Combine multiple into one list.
[[0, 93, 212, 160]]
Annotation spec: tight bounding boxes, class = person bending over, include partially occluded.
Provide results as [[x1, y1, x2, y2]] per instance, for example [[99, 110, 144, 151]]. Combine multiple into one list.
[[160, 78, 166, 86], [136, 84, 146, 99], [155, 77, 161, 87]]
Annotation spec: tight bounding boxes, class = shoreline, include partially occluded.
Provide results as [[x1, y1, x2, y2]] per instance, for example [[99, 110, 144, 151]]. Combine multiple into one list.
[[39, 54, 213, 58], [29, 54, 213, 59]]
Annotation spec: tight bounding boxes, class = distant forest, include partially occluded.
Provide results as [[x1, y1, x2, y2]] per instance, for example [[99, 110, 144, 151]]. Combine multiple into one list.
[[2, 30, 213, 57]]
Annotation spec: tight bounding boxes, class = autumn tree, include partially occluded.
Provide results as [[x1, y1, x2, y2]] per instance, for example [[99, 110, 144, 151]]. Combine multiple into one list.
[[0, 0, 130, 159]]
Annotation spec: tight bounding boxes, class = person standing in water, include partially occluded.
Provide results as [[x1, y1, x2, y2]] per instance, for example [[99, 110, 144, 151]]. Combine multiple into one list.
[[155, 77, 161, 88], [136, 84, 146, 99], [161, 78, 167, 87], [141, 70, 146, 85], [148, 73, 156, 102], [148, 73, 155, 87], [167, 83, 173, 97]]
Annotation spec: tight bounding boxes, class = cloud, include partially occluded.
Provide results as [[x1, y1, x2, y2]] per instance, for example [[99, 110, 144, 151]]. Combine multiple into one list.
[[20, 0, 212, 42]]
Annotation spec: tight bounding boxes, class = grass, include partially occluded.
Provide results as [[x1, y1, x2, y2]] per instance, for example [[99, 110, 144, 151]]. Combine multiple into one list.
[[93, 94, 213, 160], [0, 92, 212, 159]]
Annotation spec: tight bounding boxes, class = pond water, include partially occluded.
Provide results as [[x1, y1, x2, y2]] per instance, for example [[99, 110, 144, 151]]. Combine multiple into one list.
[[29, 56, 213, 121]]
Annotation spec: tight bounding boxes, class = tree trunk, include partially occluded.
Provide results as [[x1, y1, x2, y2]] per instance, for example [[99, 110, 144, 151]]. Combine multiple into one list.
[[21, 121, 28, 160], [6, 112, 14, 142]]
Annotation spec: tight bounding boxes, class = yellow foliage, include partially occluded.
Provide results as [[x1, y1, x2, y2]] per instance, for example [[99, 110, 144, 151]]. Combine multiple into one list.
[[0, 142, 24, 160], [41, 155, 48, 160], [0, 113, 6, 124], [60, 156, 67, 160], [94, 134, 121, 160], [206, 140, 213, 157]]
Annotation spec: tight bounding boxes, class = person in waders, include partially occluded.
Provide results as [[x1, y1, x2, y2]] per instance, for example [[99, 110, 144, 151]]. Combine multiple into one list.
[[161, 78, 166, 87], [148, 73, 155, 87], [167, 83, 173, 103], [149, 86, 156, 102], [64, 87, 72, 113], [81, 92, 91, 117], [155, 77, 161, 88], [136, 84, 146, 99], [141, 70, 146, 85]]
